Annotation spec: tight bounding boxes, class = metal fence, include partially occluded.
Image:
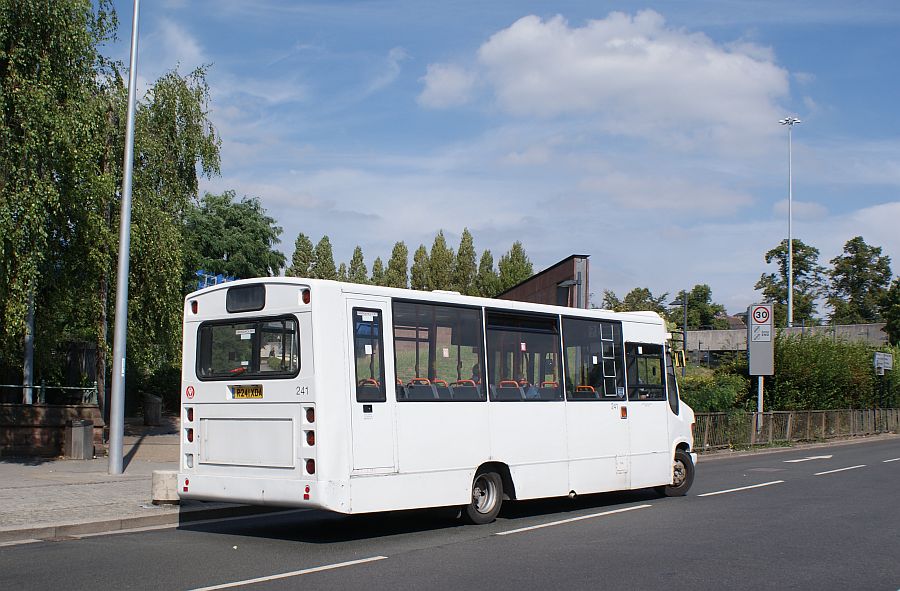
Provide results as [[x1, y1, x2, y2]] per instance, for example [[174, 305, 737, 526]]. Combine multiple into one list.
[[0, 383, 98, 405], [694, 409, 900, 452]]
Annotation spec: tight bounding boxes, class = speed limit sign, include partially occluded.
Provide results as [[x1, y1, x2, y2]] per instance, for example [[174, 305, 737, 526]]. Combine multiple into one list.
[[752, 306, 770, 324], [748, 303, 774, 375]]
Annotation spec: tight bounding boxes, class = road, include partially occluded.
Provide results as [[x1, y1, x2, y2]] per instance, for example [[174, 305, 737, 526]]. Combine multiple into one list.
[[2, 437, 898, 591]]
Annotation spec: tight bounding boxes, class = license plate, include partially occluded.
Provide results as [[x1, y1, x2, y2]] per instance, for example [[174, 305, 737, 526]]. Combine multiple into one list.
[[232, 384, 263, 399]]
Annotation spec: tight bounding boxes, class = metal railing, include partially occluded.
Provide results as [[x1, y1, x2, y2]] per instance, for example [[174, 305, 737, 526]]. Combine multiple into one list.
[[694, 409, 900, 451], [0, 383, 99, 405]]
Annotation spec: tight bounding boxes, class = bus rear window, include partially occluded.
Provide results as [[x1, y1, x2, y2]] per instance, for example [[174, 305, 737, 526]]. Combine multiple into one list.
[[197, 316, 299, 380]]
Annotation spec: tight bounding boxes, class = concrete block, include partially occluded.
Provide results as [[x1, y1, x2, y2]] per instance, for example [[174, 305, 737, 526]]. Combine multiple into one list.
[[151, 470, 179, 505]]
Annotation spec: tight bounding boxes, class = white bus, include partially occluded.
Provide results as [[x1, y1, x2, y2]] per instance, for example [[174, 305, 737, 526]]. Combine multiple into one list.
[[178, 278, 696, 524]]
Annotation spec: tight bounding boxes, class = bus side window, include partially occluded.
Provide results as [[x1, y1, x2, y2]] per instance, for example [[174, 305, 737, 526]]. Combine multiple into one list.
[[353, 308, 386, 403], [666, 349, 680, 414], [625, 343, 666, 401]]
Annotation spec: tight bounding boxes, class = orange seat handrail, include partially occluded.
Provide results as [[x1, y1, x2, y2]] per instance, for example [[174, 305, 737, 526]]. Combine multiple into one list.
[[409, 377, 431, 386], [358, 378, 379, 387], [452, 379, 476, 387], [499, 380, 519, 388], [541, 381, 559, 388], [432, 379, 448, 387], [576, 385, 596, 392]]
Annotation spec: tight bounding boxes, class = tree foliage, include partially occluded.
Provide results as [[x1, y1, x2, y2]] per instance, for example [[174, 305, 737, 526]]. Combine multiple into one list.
[[370, 257, 385, 286], [754, 238, 824, 327], [312, 236, 337, 280], [410, 245, 429, 290], [474, 250, 500, 298], [828, 236, 891, 324], [348, 245, 368, 284], [286, 232, 315, 278], [882, 278, 900, 346], [183, 190, 285, 283], [602, 288, 668, 314], [385, 241, 409, 288], [498, 241, 533, 292], [453, 228, 477, 295], [427, 231, 454, 291], [672, 284, 728, 330]]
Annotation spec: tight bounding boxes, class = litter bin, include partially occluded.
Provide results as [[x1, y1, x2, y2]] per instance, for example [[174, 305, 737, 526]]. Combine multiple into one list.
[[65, 419, 94, 460], [143, 394, 162, 426]]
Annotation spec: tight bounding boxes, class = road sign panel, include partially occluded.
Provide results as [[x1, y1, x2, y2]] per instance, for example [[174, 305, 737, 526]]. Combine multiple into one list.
[[748, 303, 774, 375], [752, 306, 770, 324]]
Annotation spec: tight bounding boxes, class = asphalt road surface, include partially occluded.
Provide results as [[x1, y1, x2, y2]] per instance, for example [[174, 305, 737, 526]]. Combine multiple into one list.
[[3, 437, 899, 591]]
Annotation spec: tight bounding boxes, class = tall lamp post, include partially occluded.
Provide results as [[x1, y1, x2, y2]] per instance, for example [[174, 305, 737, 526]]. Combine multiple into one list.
[[779, 116, 801, 328], [669, 296, 688, 377]]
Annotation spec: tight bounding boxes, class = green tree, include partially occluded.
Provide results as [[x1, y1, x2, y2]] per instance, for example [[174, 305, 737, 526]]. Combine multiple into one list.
[[337, 262, 348, 282], [348, 246, 368, 284], [453, 228, 477, 295], [672, 284, 728, 330], [602, 288, 668, 313], [183, 191, 285, 282], [882, 278, 900, 345], [828, 236, 892, 324], [754, 238, 825, 327], [474, 250, 500, 297], [286, 232, 315, 277], [312, 236, 337, 280], [498, 241, 533, 292], [410, 245, 430, 290], [428, 231, 454, 291], [370, 257, 385, 286], [385, 241, 409, 288]]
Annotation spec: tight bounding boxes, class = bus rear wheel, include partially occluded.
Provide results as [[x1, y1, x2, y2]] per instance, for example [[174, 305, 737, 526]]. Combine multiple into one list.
[[462, 470, 503, 524], [657, 449, 695, 497]]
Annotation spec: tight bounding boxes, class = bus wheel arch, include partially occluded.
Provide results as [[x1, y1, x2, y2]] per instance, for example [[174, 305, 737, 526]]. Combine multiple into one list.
[[461, 462, 513, 525], [656, 448, 695, 497]]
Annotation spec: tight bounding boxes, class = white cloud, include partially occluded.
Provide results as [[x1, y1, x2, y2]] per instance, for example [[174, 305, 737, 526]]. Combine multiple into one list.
[[365, 47, 409, 95], [418, 63, 476, 108], [422, 11, 789, 151]]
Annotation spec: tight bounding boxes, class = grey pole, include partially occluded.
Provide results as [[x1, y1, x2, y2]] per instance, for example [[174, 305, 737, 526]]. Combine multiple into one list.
[[682, 297, 687, 377], [779, 117, 801, 328], [109, 0, 141, 475], [23, 290, 34, 404]]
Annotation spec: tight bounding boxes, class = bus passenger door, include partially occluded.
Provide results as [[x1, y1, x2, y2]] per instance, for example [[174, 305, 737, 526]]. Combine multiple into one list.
[[625, 342, 671, 488], [347, 299, 397, 474]]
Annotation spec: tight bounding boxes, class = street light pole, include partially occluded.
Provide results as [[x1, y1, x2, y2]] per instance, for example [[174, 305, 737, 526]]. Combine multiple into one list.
[[779, 116, 801, 328], [109, 0, 141, 475]]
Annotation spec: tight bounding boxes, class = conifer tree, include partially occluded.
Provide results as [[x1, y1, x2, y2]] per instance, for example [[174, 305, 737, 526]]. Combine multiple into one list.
[[371, 257, 385, 286], [337, 262, 348, 282], [286, 232, 315, 277], [474, 250, 500, 297], [385, 241, 409, 288], [453, 228, 477, 295], [428, 230, 454, 291], [348, 246, 368, 284], [312, 236, 337, 280], [410, 245, 430, 290]]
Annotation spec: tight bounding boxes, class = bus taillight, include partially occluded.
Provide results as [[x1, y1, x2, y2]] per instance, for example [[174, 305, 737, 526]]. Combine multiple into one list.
[[306, 407, 315, 423], [186, 407, 194, 422], [190, 300, 198, 314], [186, 428, 194, 443], [306, 459, 316, 474], [306, 431, 315, 446], [302, 289, 311, 304]]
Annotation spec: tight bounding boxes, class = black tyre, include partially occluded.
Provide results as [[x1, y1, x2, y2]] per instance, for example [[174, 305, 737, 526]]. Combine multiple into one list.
[[462, 470, 503, 524], [657, 449, 695, 497]]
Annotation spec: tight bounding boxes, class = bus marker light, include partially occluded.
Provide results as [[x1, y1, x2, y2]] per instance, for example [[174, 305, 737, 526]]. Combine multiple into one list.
[[191, 300, 198, 314], [306, 459, 316, 474], [621, 407, 628, 419], [304, 485, 310, 500], [184, 478, 189, 492], [302, 289, 311, 305]]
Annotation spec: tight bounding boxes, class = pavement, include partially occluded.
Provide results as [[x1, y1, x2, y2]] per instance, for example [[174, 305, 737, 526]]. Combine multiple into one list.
[[0, 418, 896, 545], [0, 416, 265, 544]]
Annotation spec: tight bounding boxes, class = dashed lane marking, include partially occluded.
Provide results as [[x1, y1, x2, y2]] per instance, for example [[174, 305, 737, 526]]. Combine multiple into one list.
[[495, 504, 652, 536], [883, 458, 900, 463], [187, 556, 388, 591], [814, 465, 866, 476], [697, 480, 785, 497]]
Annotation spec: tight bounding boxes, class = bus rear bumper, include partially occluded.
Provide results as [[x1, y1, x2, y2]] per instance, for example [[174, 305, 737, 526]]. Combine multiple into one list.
[[176, 473, 346, 512]]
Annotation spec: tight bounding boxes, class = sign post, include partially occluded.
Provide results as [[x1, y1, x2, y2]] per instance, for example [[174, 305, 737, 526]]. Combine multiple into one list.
[[748, 304, 774, 434]]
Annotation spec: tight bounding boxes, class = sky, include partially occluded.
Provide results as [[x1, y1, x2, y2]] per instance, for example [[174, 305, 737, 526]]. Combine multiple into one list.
[[105, 0, 900, 314]]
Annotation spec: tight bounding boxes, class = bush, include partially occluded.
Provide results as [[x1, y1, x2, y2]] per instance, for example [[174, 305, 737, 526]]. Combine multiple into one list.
[[680, 373, 750, 412]]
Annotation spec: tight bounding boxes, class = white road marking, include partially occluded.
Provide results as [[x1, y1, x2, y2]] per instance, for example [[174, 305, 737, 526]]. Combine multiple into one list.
[[815, 465, 865, 476], [495, 504, 652, 536], [0, 539, 41, 548], [187, 556, 388, 591], [784, 455, 833, 463], [883, 458, 900, 463], [697, 480, 785, 497]]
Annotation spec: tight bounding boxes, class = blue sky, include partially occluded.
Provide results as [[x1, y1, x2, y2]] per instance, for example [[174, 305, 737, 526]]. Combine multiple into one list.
[[106, 0, 900, 314]]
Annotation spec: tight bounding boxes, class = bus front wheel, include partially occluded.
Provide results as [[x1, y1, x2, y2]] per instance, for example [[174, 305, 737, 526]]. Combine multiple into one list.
[[462, 470, 503, 524], [657, 449, 695, 497]]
